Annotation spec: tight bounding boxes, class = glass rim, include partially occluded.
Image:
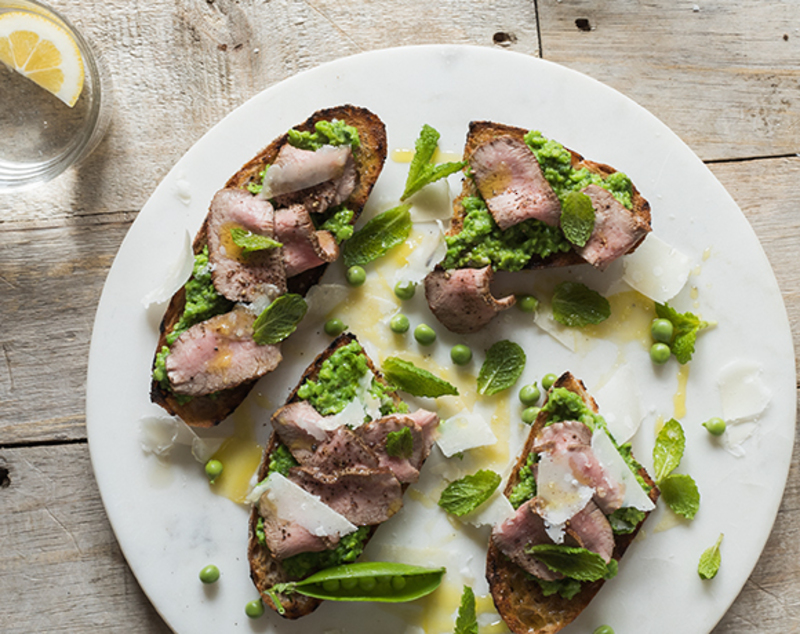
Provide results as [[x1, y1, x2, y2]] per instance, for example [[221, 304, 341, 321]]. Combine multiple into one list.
[[0, 0, 112, 192]]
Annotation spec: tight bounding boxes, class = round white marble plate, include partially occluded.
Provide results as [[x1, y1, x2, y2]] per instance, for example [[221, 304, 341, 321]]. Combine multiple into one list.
[[87, 45, 796, 634]]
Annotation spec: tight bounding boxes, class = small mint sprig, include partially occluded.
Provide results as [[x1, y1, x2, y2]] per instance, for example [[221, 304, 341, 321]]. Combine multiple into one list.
[[438, 470, 501, 517], [653, 418, 700, 519], [401, 124, 466, 201], [698, 533, 724, 580], [454, 586, 478, 634]]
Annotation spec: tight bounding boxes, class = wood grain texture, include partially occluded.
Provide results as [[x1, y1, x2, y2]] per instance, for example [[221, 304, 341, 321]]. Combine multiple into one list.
[[0, 444, 171, 633], [0, 0, 539, 226], [1, 0, 799, 632], [538, 0, 800, 162]]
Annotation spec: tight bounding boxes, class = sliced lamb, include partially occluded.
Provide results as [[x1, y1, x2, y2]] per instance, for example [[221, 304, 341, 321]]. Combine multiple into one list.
[[534, 420, 626, 515], [470, 136, 562, 230], [166, 306, 282, 396], [424, 266, 515, 334], [565, 500, 615, 564], [254, 502, 337, 561], [355, 409, 439, 484], [491, 499, 563, 581], [574, 184, 651, 271], [288, 465, 403, 526], [274, 204, 339, 278], [273, 152, 357, 215], [263, 144, 352, 200], [206, 188, 287, 303]]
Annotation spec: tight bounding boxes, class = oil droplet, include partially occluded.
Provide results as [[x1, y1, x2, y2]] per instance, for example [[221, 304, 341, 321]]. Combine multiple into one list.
[[391, 148, 414, 163], [209, 409, 264, 504], [673, 364, 690, 419], [583, 290, 655, 347], [702, 247, 712, 261]]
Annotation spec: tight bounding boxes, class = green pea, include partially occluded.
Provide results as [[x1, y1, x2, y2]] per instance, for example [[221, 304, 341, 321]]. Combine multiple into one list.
[[346, 265, 366, 286], [394, 281, 416, 300], [414, 324, 437, 346], [703, 417, 726, 436], [593, 626, 615, 634], [198, 564, 220, 584], [324, 318, 346, 337], [391, 576, 407, 591], [450, 344, 472, 365], [322, 578, 341, 592], [541, 373, 558, 391], [245, 599, 264, 618], [204, 459, 223, 484], [650, 318, 674, 344], [358, 576, 377, 592], [521, 406, 540, 425], [341, 577, 358, 590], [519, 383, 541, 406], [390, 314, 410, 333], [650, 342, 671, 365], [516, 294, 539, 313]]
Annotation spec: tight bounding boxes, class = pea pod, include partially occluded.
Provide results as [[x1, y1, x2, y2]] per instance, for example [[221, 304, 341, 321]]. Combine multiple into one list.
[[263, 562, 446, 614]]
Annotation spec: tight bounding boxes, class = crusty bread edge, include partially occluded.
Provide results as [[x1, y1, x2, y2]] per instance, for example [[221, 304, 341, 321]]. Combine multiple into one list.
[[486, 371, 660, 634], [247, 333, 404, 619], [450, 120, 652, 270], [150, 106, 388, 427]]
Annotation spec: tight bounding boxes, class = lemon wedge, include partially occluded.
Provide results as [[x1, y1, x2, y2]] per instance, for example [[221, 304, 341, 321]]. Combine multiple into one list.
[[0, 11, 84, 107]]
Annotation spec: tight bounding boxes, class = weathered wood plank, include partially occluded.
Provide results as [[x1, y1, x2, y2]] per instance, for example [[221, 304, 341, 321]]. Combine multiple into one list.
[[0, 444, 171, 633], [0, 218, 131, 444], [0, 0, 539, 226], [538, 0, 800, 162]]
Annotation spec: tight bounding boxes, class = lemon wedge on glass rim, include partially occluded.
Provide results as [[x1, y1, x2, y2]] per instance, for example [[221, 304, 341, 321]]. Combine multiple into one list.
[[0, 10, 85, 107]]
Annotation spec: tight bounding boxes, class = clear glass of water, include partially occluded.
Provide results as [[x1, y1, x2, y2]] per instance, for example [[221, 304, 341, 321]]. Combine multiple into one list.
[[0, 0, 111, 191]]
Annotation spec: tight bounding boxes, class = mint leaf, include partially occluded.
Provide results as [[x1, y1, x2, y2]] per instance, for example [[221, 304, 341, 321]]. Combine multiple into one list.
[[382, 357, 458, 398], [252, 294, 308, 345], [385, 427, 413, 459], [342, 204, 412, 268], [653, 418, 685, 483], [438, 470, 501, 517], [229, 226, 282, 253], [551, 282, 611, 327], [401, 124, 466, 201], [454, 586, 478, 634], [655, 302, 714, 364], [659, 473, 700, 519], [560, 191, 595, 247], [698, 533, 724, 580], [477, 340, 526, 396], [526, 544, 611, 582]]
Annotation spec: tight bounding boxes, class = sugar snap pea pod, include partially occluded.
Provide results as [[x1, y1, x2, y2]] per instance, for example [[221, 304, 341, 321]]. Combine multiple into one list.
[[263, 562, 446, 614]]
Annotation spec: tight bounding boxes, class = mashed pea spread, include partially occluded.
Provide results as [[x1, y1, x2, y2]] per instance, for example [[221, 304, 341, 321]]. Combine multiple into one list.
[[443, 131, 634, 271]]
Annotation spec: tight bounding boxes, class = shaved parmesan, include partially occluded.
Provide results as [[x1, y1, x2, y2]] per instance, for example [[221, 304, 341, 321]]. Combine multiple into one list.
[[536, 452, 593, 543], [594, 367, 643, 444], [141, 231, 194, 308], [591, 429, 655, 512], [459, 490, 515, 528], [139, 415, 224, 462], [718, 359, 771, 457], [407, 179, 453, 222], [436, 412, 497, 457], [318, 397, 368, 432], [304, 283, 350, 320], [718, 359, 771, 423], [394, 224, 446, 286], [622, 234, 692, 302], [251, 472, 357, 538]]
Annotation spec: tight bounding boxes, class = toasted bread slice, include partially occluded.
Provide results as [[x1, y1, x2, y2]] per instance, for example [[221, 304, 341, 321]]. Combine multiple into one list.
[[486, 372, 659, 634], [150, 106, 387, 427], [451, 120, 652, 270], [247, 333, 406, 619]]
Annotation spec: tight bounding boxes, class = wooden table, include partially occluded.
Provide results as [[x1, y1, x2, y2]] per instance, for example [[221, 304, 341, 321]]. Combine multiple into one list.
[[2, 1, 798, 631]]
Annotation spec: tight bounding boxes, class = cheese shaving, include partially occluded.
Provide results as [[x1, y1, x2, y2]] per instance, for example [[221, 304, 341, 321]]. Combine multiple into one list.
[[622, 234, 692, 302], [141, 231, 194, 308], [435, 412, 497, 457]]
